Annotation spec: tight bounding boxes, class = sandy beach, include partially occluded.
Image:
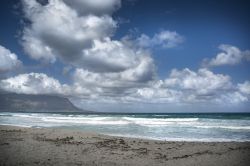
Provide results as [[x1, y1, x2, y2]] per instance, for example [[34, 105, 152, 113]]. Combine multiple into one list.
[[0, 125, 250, 166]]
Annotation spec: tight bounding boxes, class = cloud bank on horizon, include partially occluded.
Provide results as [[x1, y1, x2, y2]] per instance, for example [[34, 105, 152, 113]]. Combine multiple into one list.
[[0, 0, 249, 112]]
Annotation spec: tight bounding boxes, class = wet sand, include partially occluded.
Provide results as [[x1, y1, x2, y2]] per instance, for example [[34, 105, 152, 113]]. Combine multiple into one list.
[[0, 125, 250, 166]]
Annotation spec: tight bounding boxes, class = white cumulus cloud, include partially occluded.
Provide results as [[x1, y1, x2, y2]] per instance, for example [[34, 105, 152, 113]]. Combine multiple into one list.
[[22, 0, 117, 66], [0, 73, 68, 95], [136, 30, 184, 48], [21, 0, 156, 75], [135, 68, 248, 104], [62, 0, 121, 15], [1, 68, 249, 105], [71, 54, 156, 97], [203, 44, 250, 67], [164, 68, 232, 95], [238, 81, 250, 95], [0, 45, 22, 73]]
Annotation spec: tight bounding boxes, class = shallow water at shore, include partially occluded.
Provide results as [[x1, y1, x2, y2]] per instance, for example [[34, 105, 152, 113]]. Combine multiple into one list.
[[0, 112, 250, 142]]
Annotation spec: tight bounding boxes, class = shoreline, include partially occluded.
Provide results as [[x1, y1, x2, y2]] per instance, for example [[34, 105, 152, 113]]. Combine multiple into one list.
[[1, 124, 250, 142], [1, 125, 250, 166]]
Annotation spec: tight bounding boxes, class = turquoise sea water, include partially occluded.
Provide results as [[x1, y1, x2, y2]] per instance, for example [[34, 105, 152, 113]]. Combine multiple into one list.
[[1, 112, 250, 142]]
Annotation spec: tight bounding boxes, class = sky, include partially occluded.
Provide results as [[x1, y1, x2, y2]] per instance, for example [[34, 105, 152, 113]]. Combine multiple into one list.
[[0, 0, 250, 112]]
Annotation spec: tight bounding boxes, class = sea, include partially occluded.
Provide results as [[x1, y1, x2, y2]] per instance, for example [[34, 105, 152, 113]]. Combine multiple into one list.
[[1, 112, 250, 142]]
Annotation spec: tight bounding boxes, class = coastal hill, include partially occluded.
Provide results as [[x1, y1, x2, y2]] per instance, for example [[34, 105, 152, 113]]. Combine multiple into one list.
[[0, 93, 92, 113]]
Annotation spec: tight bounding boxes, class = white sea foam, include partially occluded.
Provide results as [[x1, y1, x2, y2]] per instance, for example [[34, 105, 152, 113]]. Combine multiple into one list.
[[195, 125, 250, 130], [41, 117, 130, 125], [42, 116, 108, 121], [0, 123, 32, 128], [123, 117, 199, 122], [12, 114, 34, 118], [123, 117, 199, 126]]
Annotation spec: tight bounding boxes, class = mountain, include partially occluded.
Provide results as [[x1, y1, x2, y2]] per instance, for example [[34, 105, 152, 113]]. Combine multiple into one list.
[[0, 93, 92, 113]]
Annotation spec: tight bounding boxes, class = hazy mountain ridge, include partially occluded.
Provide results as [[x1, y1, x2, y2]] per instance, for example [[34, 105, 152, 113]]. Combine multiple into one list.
[[0, 93, 91, 113]]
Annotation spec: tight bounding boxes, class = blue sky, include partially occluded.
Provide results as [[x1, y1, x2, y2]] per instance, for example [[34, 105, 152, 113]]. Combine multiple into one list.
[[113, 0, 250, 80], [0, 0, 250, 112]]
